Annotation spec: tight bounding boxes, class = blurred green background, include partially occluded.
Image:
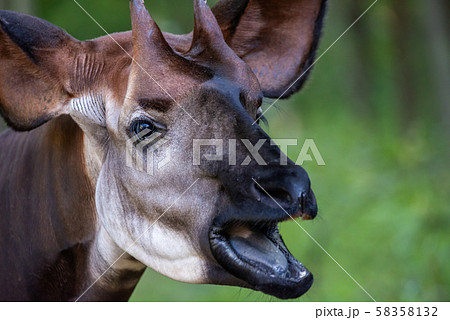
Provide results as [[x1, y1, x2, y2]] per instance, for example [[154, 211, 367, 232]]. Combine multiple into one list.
[[0, 0, 449, 301]]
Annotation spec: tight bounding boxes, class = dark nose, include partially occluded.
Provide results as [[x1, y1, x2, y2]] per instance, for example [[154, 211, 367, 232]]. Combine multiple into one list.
[[251, 166, 317, 219]]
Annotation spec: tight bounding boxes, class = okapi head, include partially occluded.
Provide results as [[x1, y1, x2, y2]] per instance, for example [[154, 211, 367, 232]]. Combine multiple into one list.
[[0, 0, 326, 299]]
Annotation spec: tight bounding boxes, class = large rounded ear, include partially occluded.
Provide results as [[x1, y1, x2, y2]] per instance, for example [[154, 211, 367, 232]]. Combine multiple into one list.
[[212, 0, 327, 99], [0, 10, 80, 131]]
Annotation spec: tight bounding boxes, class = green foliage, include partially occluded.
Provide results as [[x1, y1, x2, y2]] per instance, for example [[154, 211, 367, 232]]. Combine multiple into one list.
[[1, 0, 448, 301]]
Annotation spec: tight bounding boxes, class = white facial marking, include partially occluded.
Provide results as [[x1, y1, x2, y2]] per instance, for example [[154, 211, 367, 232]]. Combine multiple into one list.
[[70, 93, 106, 126], [131, 224, 206, 283], [95, 227, 145, 272], [95, 164, 209, 284], [89, 227, 145, 290]]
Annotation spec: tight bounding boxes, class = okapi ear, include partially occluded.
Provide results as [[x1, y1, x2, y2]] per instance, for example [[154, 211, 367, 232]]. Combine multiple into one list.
[[212, 0, 327, 99], [0, 10, 79, 131]]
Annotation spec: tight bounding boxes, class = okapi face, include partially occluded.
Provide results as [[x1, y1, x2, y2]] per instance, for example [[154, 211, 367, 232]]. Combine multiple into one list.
[[0, 0, 326, 299]]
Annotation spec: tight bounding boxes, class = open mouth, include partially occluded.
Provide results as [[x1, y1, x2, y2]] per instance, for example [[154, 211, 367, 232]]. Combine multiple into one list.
[[209, 219, 313, 299]]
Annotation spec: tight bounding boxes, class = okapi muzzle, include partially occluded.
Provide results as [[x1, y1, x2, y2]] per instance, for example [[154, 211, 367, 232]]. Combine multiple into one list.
[[208, 123, 319, 299], [0, 0, 326, 301]]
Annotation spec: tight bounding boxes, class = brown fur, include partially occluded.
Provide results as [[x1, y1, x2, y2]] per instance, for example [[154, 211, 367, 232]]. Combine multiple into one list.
[[0, 0, 326, 301]]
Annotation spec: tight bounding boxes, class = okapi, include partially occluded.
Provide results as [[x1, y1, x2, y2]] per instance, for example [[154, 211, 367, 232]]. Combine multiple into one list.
[[0, 0, 326, 301]]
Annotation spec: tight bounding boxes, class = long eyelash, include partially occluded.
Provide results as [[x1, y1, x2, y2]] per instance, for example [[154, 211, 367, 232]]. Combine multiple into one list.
[[257, 97, 288, 127], [262, 98, 282, 112], [257, 98, 274, 127], [258, 114, 269, 127]]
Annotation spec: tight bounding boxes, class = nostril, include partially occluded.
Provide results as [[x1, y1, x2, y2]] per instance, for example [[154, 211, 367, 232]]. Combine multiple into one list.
[[253, 182, 293, 206], [268, 188, 293, 205]]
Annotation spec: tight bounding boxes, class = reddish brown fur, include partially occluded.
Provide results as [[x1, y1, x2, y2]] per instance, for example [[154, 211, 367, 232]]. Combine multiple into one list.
[[0, 0, 326, 301]]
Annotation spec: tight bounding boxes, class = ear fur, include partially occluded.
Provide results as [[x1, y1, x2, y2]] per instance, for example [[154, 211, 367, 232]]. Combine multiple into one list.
[[0, 10, 80, 131], [212, 0, 327, 98]]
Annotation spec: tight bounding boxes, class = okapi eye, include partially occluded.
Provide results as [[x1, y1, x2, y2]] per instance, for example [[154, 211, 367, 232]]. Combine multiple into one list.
[[130, 120, 156, 141]]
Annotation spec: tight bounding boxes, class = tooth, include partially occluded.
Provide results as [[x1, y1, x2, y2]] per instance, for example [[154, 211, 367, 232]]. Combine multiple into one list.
[[229, 225, 252, 238]]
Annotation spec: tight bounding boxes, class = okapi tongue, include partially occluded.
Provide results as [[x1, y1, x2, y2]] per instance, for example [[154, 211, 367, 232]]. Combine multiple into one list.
[[229, 232, 288, 274]]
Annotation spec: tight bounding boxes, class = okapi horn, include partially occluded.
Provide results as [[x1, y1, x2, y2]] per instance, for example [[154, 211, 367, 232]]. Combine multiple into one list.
[[189, 0, 228, 56], [129, 0, 175, 61]]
